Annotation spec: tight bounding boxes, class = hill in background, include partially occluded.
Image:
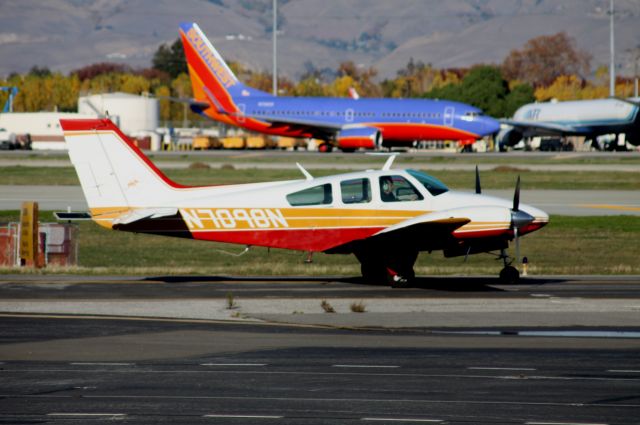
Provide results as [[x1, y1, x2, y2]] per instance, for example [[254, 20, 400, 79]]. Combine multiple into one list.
[[1, 0, 639, 79]]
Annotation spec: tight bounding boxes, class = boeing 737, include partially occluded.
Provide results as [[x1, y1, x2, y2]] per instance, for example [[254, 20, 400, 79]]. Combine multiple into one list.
[[501, 97, 640, 150], [178, 22, 500, 152]]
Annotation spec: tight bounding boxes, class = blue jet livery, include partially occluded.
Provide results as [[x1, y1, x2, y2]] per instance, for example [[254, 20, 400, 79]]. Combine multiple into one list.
[[180, 22, 500, 151]]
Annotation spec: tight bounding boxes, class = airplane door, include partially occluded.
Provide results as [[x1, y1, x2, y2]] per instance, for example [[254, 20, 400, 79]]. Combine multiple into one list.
[[237, 103, 246, 123], [345, 108, 354, 123], [444, 106, 454, 126]]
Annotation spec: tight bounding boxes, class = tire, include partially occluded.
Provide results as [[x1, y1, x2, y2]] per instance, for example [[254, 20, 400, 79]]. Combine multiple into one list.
[[499, 265, 520, 284], [360, 262, 387, 284]]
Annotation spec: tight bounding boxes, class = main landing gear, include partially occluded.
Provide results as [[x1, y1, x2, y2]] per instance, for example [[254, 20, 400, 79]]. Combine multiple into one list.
[[356, 248, 418, 288], [498, 248, 520, 285]]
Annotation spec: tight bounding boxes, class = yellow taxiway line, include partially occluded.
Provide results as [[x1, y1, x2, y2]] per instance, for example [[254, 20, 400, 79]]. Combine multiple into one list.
[[578, 204, 640, 212]]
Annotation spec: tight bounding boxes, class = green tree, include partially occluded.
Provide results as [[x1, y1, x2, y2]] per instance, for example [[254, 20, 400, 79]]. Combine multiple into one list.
[[504, 83, 535, 116], [459, 65, 509, 117], [152, 38, 187, 79], [424, 65, 517, 117]]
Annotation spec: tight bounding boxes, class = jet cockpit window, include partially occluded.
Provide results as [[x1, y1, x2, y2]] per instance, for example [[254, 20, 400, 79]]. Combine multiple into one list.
[[341, 178, 371, 204], [286, 184, 333, 206], [407, 169, 449, 196], [461, 111, 480, 122], [379, 175, 424, 202]]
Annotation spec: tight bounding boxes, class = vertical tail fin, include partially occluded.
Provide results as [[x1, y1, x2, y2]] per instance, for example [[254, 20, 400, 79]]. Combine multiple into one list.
[[61, 119, 188, 217], [178, 22, 271, 117]]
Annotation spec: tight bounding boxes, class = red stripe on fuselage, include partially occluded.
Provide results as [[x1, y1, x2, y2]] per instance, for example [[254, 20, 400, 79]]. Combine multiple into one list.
[[191, 227, 383, 252]]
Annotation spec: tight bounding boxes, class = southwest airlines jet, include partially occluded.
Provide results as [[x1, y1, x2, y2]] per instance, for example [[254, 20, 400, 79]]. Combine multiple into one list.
[[179, 22, 500, 151]]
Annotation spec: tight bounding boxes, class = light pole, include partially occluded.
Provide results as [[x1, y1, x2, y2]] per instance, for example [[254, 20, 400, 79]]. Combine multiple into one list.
[[609, 0, 615, 97], [272, 0, 278, 96]]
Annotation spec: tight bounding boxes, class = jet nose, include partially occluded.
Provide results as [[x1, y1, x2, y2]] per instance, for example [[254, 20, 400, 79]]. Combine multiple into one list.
[[481, 116, 501, 136]]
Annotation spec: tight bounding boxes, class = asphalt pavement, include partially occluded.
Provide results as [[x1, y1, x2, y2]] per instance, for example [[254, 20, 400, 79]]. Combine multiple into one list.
[[0, 316, 639, 424], [1, 274, 639, 424]]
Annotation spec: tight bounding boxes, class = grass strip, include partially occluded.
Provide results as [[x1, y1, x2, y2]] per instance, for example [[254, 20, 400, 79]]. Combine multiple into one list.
[[1, 166, 639, 190], [0, 212, 638, 276]]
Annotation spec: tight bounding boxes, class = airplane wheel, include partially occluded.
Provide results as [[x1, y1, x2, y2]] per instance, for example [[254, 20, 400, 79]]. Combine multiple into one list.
[[318, 143, 333, 153], [499, 265, 520, 284], [387, 271, 412, 288], [360, 262, 387, 284]]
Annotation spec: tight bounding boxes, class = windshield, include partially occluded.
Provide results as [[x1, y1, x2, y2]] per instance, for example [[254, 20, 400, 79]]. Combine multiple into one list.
[[407, 169, 449, 196]]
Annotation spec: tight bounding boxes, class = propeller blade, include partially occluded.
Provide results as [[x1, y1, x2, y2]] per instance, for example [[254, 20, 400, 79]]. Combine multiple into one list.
[[514, 227, 520, 266], [475, 165, 481, 194], [513, 175, 521, 212]]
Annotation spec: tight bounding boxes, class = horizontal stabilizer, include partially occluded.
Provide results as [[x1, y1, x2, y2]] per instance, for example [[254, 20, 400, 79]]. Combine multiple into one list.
[[54, 212, 92, 221], [113, 207, 179, 226]]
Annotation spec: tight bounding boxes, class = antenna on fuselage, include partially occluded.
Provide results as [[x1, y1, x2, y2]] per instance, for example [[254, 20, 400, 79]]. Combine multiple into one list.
[[365, 152, 398, 170], [296, 162, 313, 180], [382, 154, 397, 170]]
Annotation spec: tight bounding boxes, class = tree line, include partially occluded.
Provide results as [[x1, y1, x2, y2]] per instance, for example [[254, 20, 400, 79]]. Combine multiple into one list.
[[1, 32, 637, 124]]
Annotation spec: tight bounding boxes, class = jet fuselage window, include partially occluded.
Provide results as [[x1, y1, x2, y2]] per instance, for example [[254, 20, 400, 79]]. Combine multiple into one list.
[[379, 175, 423, 203], [340, 178, 371, 204], [286, 184, 333, 206]]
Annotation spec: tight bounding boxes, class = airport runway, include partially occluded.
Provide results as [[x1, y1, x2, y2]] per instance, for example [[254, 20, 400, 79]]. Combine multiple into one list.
[[1, 275, 639, 424], [2, 185, 639, 215], [1, 316, 639, 424]]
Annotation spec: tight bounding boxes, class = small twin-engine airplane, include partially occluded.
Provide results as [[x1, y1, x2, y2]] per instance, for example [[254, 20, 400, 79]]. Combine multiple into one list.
[[59, 118, 548, 285], [177, 22, 500, 152]]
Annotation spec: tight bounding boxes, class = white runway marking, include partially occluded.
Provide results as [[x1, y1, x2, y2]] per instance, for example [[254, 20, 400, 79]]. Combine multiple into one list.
[[200, 363, 267, 367], [48, 413, 126, 417], [468, 367, 536, 371], [607, 369, 640, 373], [333, 364, 400, 368], [525, 422, 608, 425], [70, 362, 132, 366], [362, 418, 443, 423], [204, 414, 282, 419]]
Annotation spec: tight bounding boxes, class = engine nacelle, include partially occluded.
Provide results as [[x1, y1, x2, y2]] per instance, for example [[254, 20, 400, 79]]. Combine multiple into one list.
[[336, 127, 382, 151], [497, 128, 523, 150]]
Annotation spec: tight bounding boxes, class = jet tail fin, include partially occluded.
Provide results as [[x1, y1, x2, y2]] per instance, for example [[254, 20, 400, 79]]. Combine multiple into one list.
[[179, 22, 272, 117]]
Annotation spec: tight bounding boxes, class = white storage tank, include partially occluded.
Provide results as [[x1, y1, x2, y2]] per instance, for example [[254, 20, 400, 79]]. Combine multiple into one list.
[[78, 92, 158, 134]]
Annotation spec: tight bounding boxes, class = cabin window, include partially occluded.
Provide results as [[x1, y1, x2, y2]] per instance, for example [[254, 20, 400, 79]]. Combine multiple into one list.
[[379, 175, 423, 203], [407, 169, 449, 196], [286, 184, 333, 206], [340, 178, 371, 204]]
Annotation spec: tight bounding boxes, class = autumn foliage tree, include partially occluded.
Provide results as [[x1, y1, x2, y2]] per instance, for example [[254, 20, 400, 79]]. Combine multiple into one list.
[[502, 32, 591, 87]]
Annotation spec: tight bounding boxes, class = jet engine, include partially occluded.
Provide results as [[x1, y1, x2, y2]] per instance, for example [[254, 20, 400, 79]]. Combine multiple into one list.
[[335, 127, 382, 151]]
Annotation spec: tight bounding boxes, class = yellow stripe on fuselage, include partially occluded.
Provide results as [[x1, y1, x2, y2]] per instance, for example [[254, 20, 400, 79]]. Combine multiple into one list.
[[89, 206, 511, 234]]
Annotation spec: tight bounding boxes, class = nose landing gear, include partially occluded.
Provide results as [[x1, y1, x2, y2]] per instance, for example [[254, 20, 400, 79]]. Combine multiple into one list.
[[498, 248, 520, 284]]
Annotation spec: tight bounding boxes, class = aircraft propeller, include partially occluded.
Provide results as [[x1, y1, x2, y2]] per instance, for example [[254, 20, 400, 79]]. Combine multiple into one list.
[[509, 175, 535, 265], [475, 165, 481, 194]]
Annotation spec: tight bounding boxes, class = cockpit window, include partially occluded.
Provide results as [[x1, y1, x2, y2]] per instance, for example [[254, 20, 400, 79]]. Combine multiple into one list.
[[461, 111, 480, 122], [286, 184, 333, 206], [379, 175, 423, 202], [407, 169, 449, 196]]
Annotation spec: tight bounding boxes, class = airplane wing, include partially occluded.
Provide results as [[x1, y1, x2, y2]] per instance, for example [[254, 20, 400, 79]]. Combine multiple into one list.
[[243, 113, 342, 139], [500, 119, 588, 136], [157, 96, 210, 110], [326, 210, 471, 254], [371, 212, 470, 247]]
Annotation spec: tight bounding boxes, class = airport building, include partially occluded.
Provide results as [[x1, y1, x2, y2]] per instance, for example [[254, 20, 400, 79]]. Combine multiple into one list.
[[0, 92, 161, 150]]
